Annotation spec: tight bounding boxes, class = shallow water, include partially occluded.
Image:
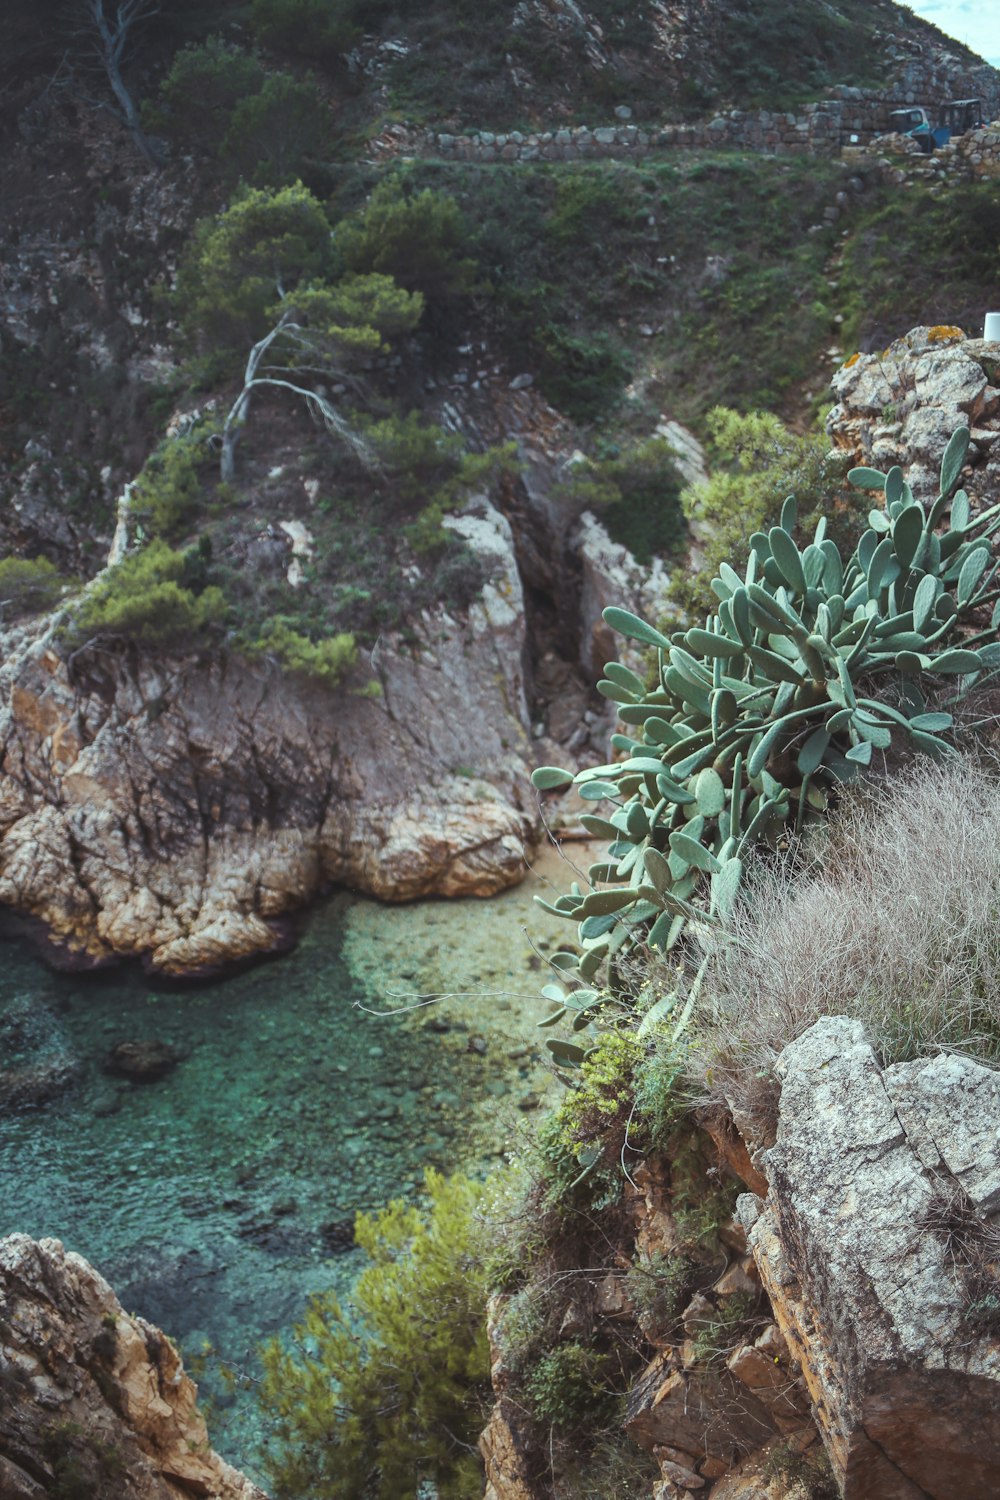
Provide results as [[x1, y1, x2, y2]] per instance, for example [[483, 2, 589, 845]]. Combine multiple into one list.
[[0, 842, 591, 1476]]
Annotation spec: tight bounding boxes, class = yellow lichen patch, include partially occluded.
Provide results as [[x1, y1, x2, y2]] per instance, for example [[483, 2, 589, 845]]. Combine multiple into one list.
[[927, 325, 965, 343], [842, 352, 861, 368]]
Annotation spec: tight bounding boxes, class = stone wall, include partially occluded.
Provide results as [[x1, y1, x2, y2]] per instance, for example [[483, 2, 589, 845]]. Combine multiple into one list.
[[370, 65, 1000, 165]]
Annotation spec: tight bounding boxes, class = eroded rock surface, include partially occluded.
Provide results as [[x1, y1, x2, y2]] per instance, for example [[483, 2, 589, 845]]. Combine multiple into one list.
[[0, 495, 540, 973], [740, 1016, 1000, 1499], [0, 1233, 266, 1500], [827, 325, 1000, 503]]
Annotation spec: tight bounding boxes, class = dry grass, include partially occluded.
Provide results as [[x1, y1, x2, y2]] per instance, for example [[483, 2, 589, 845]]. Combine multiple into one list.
[[686, 755, 1000, 1139]]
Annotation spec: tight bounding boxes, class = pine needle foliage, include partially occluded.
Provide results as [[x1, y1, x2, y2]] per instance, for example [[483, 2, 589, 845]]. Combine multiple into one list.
[[258, 1170, 490, 1500]]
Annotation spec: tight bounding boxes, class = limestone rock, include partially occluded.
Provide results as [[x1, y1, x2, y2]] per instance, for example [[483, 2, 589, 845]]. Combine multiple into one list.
[[827, 326, 1000, 504], [740, 1016, 1000, 1498], [0, 496, 539, 974], [0, 1234, 266, 1500]]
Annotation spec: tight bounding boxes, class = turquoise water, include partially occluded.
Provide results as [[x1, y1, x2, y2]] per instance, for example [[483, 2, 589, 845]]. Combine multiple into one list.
[[0, 847, 584, 1476]]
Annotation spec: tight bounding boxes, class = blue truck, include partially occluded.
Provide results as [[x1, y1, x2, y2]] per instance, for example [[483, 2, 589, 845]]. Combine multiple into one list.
[[887, 98, 985, 152]]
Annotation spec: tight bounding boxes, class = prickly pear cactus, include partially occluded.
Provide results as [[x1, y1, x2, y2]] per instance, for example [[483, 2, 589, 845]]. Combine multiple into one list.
[[532, 429, 1000, 1053]]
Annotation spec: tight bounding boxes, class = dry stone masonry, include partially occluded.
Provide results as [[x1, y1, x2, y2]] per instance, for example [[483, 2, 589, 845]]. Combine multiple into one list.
[[370, 61, 1000, 166]]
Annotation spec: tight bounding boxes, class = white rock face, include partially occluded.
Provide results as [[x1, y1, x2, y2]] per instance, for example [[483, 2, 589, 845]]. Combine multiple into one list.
[[741, 1016, 1000, 1499], [827, 326, 1000, 504]]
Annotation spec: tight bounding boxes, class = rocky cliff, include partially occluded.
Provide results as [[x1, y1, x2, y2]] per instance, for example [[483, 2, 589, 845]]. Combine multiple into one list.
[[481, 1015, 1000, 1500], [0, 494, 540, 973], [0, 445, 679, 972], [0, 1234, 266, 1500]]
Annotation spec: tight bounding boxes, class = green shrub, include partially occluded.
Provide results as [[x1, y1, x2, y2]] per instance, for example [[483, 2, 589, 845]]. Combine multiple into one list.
[[534, 324, 631, 424], [131, 428, 216, 539], [69, 542, 226, 644], [252, 616, 357, 683], [673, 407, 856, 615], [337, 178, 478, 305], [250, 0, 359, 59], [153, 38, 266, 150], [556, 1031, 643, 1148], [222, 71, 328, 186], [176, 182, 335, 362], [561, 437, 687, 564], [523, 1343, 613, 1431], [0, 556, 69, 615], [258, 1169, 490, 1500]]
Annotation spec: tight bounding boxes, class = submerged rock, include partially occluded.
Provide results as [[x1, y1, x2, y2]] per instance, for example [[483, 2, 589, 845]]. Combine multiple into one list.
[[0, 1233, 266, 1500], [106, 1039, 182, 1082], [0, 995, 81, 1110]]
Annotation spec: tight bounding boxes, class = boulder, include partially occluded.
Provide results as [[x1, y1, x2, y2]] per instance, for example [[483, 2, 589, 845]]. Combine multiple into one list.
[[740, 1016, 1000, 1499], [106, 1039, 181, 1082], [0, 1234, 266, 1500]]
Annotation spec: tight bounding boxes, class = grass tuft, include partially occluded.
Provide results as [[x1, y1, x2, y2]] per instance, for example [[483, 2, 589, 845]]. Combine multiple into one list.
[[686, 755, 1000, 1139]]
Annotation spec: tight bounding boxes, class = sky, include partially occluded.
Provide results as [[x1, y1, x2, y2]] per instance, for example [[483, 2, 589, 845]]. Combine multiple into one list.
[[904, 1, 1000, 65]]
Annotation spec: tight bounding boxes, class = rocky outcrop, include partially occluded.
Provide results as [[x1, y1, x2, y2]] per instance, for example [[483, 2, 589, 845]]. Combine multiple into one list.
[[827, 325, 1000, 503], [739, 1016, 1000, 1500], [0, 494, 539, 973], [481, 1016, 1000, 1498], [0, 1234, 265, 1500]]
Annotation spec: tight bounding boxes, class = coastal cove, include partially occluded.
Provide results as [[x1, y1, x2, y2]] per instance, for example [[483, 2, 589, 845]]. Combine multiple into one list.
[[0, 842, 588, 1476]]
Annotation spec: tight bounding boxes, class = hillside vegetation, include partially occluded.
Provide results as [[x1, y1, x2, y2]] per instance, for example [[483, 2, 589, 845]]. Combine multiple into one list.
[[2, 1, 999, 661]]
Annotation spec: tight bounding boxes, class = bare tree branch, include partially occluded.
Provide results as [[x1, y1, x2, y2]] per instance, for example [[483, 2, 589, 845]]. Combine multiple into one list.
[[77, 0, 162, 168], [220, 315, 379, 484]]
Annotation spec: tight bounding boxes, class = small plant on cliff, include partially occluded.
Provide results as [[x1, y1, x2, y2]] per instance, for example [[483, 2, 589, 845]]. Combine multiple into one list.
[[130, 425, 218, 540], [258, 1169, 490, 1500], [531, 429, 1000, 1062], [694, 754, 1000, 1137], [67, 541, 226, 644], [0, 556, 70, 616], [251, 616, 358, 683], [523, 1341, 615, 1431]]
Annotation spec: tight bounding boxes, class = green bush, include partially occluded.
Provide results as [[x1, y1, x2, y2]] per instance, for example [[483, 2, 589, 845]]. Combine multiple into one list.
[[258, 1170, 490, 1500], [523, 1343, 613, 1431], [0, 556, 69, 616], [535, 324, 631, 424], [250, 0, 359, 59], [673, 407, 856, 614], [153, 38, 266, 150], [131, 427, 216, 539], [69, 542, 226, 644], [561, 437, 687, 564], [556, 1031, 643, 1148], [252, 616, 358, 683], [337, 178, 478, 305], [223, 71, 328, 185], [176, 182, 335, 361]]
